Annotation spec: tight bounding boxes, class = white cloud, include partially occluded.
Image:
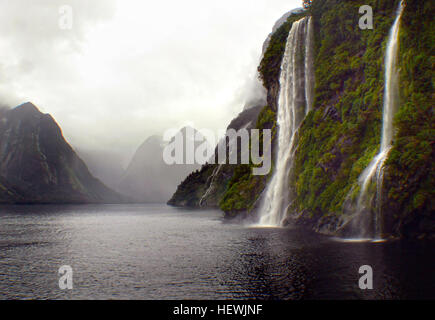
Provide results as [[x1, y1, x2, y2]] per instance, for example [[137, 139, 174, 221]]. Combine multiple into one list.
[[0, 0, 301, 161]]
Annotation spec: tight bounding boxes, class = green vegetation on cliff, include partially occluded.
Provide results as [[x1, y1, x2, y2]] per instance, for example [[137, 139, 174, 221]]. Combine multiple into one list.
[[258, 12, 307, 96], [168, 165, 216, 207], [292, 0, 401, 218], [384, 0, 434, 236], [221, 0, 433, 236], [168, 106, 264, 209], [170, 0, 434, 237], [219, 106, 277, 215]]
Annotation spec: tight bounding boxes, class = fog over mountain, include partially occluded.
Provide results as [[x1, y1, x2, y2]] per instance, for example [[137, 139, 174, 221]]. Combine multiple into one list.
[[117, 127, 208, 203], [0, 0, 301, 166], [77, 148, 126, 190]]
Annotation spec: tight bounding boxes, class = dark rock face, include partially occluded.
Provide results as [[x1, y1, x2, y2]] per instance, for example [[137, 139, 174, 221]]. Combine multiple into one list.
[[322, 105, 341, 122], [0, 103, 126, 204], [267, 81, 280, 112]]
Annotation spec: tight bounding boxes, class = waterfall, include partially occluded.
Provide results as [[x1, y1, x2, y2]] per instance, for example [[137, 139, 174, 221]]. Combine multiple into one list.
[[199, 165, 221, 207], [305, 17, 314, 113], [258, 16, 314, 226], [347, 1, 404, 239]]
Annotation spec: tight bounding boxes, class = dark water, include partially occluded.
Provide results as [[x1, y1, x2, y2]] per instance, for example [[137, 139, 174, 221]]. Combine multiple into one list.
[[0, 204, 433, 300]]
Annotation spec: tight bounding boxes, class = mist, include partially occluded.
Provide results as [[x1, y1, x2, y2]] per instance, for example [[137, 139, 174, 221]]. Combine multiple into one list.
[[0, 0, 302, 196]]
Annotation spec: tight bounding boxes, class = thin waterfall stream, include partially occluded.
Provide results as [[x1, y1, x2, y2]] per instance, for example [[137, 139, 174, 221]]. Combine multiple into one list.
[[345, 1, 405, 239]]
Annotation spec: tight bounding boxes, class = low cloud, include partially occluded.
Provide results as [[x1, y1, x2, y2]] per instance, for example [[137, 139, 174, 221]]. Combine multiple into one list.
[[0, 0, 301, 163]]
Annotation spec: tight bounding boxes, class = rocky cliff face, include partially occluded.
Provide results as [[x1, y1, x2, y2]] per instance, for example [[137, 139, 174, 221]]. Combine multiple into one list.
[[287, 0, 433, 239], [168, 105, 263, 209], [168, 0, 434, 239], [0, 102, 126, 204]]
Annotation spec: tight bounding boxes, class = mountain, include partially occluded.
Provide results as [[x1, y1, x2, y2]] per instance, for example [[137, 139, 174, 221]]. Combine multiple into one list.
[[168, 105, 263, 208], [118, 128, 201, 203], [0, 102, 126, 204], [168, 0, 434, 239]]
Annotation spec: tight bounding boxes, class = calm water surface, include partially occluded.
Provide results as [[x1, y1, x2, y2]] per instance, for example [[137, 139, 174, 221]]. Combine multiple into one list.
[[0, 204, 433, 299]]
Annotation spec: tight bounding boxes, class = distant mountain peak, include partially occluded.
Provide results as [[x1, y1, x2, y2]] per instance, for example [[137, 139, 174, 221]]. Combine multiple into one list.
[[12, 102, 40, 114], [0, 102, 127, 204]]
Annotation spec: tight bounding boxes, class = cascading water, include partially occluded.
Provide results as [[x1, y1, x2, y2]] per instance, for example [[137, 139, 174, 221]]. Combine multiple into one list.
[[258, 16, 314, 226], [304, 17, 314, 113], [347, 1, 404, 239], [199, 165, 221, 207]]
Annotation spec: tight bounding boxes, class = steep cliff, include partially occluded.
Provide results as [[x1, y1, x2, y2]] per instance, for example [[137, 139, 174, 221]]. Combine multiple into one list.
[[169, 0, 434, 238], [288, 0, 433, 239], [0, 103, 126, 204], [382, 0, 434, 238], [168, 105, 263, 209]]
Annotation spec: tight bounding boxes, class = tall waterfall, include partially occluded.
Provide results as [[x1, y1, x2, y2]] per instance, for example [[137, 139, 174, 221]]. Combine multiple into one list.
[[258, 16, 314, 226], [348, 1, 404, 239]]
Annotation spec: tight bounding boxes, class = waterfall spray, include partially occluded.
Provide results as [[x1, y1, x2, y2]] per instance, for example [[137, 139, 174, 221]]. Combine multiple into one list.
[[258, 16, 314, 226]]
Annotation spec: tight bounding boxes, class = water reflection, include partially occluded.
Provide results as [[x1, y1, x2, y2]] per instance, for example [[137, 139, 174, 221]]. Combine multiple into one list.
[[0, 204, 433, 300]]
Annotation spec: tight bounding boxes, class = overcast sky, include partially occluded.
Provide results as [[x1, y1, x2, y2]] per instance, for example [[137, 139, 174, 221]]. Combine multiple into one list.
[[0, 0, 301, 162]]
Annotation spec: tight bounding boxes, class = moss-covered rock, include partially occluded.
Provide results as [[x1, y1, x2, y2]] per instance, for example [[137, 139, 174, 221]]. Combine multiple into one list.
[[382, 0, 434, 238]]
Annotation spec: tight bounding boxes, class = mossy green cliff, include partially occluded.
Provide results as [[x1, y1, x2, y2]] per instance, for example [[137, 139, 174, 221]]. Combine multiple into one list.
[[169, 0, 434, 238]]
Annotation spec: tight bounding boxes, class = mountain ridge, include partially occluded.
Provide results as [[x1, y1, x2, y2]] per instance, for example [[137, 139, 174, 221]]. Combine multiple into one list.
[[0, 102, 127, 204]]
